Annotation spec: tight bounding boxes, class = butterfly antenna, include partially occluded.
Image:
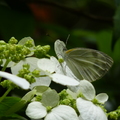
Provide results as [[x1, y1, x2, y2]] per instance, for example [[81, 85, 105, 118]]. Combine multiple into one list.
[[66, 34, 70, 45]]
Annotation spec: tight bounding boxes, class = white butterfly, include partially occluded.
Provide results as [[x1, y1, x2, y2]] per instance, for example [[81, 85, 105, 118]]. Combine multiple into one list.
[[54, 40, 113, 82]]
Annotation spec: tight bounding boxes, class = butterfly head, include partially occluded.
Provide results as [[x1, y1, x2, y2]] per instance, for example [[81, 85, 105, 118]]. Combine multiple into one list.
[[54, 39, 67, 59]]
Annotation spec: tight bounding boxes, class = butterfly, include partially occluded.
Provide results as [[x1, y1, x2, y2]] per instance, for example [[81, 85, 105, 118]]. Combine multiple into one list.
[[54, 40, 113, 82]]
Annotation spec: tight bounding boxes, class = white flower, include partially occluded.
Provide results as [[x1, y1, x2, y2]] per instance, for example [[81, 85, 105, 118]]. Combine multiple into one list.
[[51, 56, 79, 81], [76, 80, 108, 120], [26, 101, 79, 120], [0, 71, 30, 89], [11, 57, 79, 89], [50, 56, 82, 92], [11, 57, 39, 75], [11, 57, 51, 89], [37, 57, 79, 86]]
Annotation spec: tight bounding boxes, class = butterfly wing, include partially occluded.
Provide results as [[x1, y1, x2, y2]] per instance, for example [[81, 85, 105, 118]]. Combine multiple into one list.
[[64, 48, 113, 82]]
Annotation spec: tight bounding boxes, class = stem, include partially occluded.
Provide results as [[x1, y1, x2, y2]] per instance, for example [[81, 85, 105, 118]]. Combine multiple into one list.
[[0, 87, 12, 102], [0, 59, 11, 81], [1, 59, 11, 71]]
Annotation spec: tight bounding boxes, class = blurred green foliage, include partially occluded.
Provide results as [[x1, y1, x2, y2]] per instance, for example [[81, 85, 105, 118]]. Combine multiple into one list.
[[0, 0, 120, 119]]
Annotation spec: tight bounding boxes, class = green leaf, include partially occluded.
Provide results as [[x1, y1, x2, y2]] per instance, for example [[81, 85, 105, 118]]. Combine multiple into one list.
[[5, 90, 35, 115], [113, 38, 120, 63], [96, 30, 112, 56], [0, 97, 20, 116], [0, 114, 28, 120], [112, 5, 120, 48], [41, 89, 59, 107]]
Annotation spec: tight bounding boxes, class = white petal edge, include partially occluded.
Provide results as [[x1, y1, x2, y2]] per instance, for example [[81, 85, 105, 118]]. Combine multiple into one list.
[[76, 98, 107, 120], [45, 105, 79, 120], [79, 80, 95, 100], [11, 57, 39, 75], [50, 56, 64, 75], [0, 71, 30, 89], [30, 77, 51, 89], [26, 101, 47, 119], [50, 73, 79, 86], [66, 89, 77, 99], [95, 93, 108, 104], [37, 58, 56, 73]]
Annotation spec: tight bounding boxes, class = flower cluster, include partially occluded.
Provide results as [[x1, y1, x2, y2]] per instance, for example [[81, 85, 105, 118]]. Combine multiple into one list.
[[0, 37, 119, 120]]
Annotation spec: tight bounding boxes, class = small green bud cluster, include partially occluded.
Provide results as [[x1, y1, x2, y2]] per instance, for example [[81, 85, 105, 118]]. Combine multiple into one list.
[[108, 106, 120, 120], [59, 90, 77, 111], [34, 45, 50, 58], [0, 37, 34, 63], [17, 64, 40, 84], [0, 79, 18, 89], [35, 95, 42, 101]]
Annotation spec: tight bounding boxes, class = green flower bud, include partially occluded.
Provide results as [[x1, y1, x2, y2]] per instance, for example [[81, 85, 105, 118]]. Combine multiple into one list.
[[8, 37, 18, 44], [92, 98, 99, 105], [58, 58, 64, 63], [11, 55, 24, 63], [32, 69, 40, 77], [24, 40, 34, 47], [4, 50, 10, 58], [22, 47, 31, 55], [42, 45, 50, 53], [0, 80, 18, 89], [0, 40, 6, 45], [8, 44, 16, 54], [34, 45, 50, 58], [18, 68, 30, 76], [0, 45, 5, 52], [24, 74, 35, 83], [108, 111, 118, 119], [16, 45, 23, 51], [46, 106, 52, 112], [23, 64, 30, 70], [35, 95, 42, 101], [59, 89, 69, 100]]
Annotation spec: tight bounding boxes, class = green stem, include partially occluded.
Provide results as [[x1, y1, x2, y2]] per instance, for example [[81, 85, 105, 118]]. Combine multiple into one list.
[[46, 54, 51, 58], [0, 59, 11, 81], [1, 59, 11, 71], [0, 87, 12, 102]]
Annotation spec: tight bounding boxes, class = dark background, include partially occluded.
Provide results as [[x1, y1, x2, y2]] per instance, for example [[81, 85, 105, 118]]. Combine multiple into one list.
[[0, 0, 120, 119]]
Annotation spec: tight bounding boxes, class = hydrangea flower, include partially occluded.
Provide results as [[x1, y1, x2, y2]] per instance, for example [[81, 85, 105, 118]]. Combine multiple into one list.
[[11, 57, 79, 89], [26, 101, 79, 120], [37, 57, 79, 86], [0, 71, 30, 89], [76, 80, 108, 120], [25, 88, 80, 120], [11, 57, 51, 89]]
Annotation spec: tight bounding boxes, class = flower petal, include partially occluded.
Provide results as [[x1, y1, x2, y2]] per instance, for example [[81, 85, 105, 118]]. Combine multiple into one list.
[[18, 37, 35, 56], [26, 101, 47, 119], [0, 71, 30, 89], [95, 93, 108, 104], [76, 98, 107, 120], [37, 58, 56, 73], [11, 57, 39, 75], [66, 89, 77, 99], [30, 77, 51, 89], [45, 105, 79, 120], [50, 73, 79, 86], [50, 56, 64, 74], [79, 80, 95, 100]]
